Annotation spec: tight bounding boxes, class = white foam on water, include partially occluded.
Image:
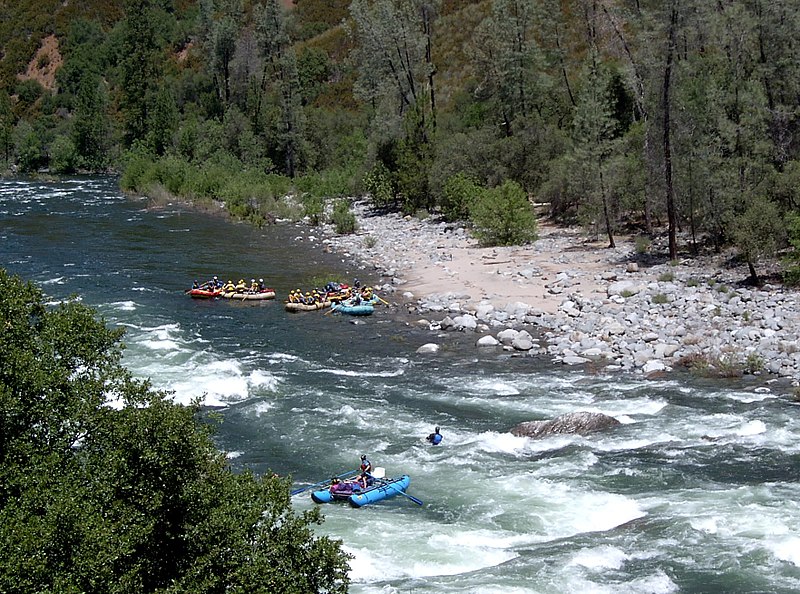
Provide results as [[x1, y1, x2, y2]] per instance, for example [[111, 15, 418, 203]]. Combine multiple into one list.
[[735, 419, 767, 436], [311, 367, 405, 378], [512, 479, 647, 538], [768, 536, 800, 566], [41, 276, 65, 285], [267, 352, 300, 363], [567, 545, 629, 570], [469, 431, 530, 455], [248, 368, 279, 391], [226, 451, 244, 459], [111, 300, 137, 311], [344, 540, 517, 583], [467, 378, 521, 396]]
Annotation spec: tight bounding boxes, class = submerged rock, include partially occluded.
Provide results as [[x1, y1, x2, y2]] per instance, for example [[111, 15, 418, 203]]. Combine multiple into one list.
[[510, 411, 621, 439]]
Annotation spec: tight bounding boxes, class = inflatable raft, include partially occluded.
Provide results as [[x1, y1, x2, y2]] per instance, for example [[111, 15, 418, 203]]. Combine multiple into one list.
[[330, 300, 374, 316], [311, 474, 411, 508], [188, 288, 222, 299], [220, 290, 276, 300], [284, 300, 330, 312]]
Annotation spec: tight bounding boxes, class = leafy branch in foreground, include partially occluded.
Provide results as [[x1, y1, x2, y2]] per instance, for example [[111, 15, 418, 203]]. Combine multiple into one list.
[[0, 269, 350, 593]]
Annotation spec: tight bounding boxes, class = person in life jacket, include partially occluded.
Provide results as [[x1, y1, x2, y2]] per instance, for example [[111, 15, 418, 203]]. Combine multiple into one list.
[[236, 279, 247, 291], [329, 477, 353, 495], [258, 278, 265, 291], [426, 426, 443, 445], [250, 278, 258, 292], [224, 280, 236, 292], [358, 454, 373, 488]]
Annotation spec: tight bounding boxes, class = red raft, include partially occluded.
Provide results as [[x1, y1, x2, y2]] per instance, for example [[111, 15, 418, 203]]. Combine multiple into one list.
[[188, 288, 222, 299]]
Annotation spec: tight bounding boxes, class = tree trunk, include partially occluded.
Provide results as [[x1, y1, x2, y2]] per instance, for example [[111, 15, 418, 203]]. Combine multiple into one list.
[[747, 260, 760, 286], [662, 3, 678, 260], [422, 3, 437, 131], [600, 167, 615, 248]]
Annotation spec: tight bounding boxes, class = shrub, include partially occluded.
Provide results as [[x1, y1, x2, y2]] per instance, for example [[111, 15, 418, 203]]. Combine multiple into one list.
[[49, 135, 78, 174], [120, 146, 156, 193], [363, 162, 396, 209], [302, 194, 325, 226], [651, 293, 669, 304], [441, 172, 481, 222], [743, 352, 765, 374], [332, 198, 357, 234], [783, 212, 800, 285], [295, 167, 353, 199], [634, 235, 651, 254], [686, 278, 699, 287], [470, 180, 537, 246], [658, 271, 674, 282], [363, 235, 377, 248]]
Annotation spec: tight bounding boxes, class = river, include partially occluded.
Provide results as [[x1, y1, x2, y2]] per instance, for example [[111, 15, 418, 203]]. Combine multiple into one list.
[[2, 176, 800, 593]]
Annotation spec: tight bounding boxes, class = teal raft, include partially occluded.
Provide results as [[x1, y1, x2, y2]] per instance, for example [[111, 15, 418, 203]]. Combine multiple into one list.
[[311, 474, 412, 508], [330, 300, 374, 316]]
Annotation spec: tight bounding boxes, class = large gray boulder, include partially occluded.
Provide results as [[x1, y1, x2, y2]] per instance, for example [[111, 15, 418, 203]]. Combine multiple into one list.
[[510, 411, 621, 439]]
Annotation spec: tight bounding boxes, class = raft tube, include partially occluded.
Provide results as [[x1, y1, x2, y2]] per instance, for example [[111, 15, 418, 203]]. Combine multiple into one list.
[[331, 302, 374, 316], [220, 290, 276, 300], [310, 475, 411, 507]]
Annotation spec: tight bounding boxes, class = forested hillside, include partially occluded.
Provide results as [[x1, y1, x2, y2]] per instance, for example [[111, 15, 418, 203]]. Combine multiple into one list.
[[2, 0, 800, 282]]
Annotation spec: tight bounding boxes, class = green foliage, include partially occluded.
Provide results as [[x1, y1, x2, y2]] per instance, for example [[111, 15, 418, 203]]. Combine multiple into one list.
[[331, 198, 357, 234], [49, 134, 79, 173], [13, 121, 45, 173], [441, 172, 482, 222], [470, 180, 537, 246], [72, 73, 109, 171], [658, 271, 674, 282], [295, 167, 353, 199], [743, 352, 765, 374], [15, 79, 45, 108], [146, 85, 178, 157], [0, 269, 351, 593], [363, 162, 397, 209], [731, 196, 785, 283], [119, 146, 157, 193], [302, 193, 325, 226], [651, 293, 669, 304], [635, 236, 651, 254], [783, 212, 800, 285]]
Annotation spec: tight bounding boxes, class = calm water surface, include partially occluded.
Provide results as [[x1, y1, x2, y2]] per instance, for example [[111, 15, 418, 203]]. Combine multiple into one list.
[[2, 177, 800, 593]]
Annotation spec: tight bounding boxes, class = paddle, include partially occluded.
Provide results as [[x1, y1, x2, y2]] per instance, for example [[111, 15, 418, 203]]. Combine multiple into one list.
[[366, 472, 423, 506], [291, 469, 359, 495], [376, 296, 390, 306]]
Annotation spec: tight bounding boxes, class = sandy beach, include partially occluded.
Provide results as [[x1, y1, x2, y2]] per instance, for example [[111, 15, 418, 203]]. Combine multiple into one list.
[[323, 203, 643, 313]]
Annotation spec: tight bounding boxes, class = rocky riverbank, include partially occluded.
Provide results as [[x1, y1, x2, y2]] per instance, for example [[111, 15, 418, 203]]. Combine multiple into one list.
[[319, 202, 800, 386]]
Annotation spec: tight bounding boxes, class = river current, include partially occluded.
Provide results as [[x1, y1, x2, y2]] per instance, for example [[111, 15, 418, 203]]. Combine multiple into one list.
[[2, 177, 800, 593]]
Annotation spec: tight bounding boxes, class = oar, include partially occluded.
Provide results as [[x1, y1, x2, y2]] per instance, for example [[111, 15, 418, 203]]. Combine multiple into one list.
[[367, 473, 423, 506], [291, 469, 359, 495], [376, 296, 390, 306]]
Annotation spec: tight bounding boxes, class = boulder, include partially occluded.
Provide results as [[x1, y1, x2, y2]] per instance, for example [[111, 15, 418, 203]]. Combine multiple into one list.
[[510, 411, 621, 439], [476, 335, 500, 347], [416, 343, 440, 354]]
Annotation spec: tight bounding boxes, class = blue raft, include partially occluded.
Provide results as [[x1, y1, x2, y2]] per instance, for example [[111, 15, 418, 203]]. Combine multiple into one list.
[[330, 300, 374, 316], [311, 475, 411, 508]]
